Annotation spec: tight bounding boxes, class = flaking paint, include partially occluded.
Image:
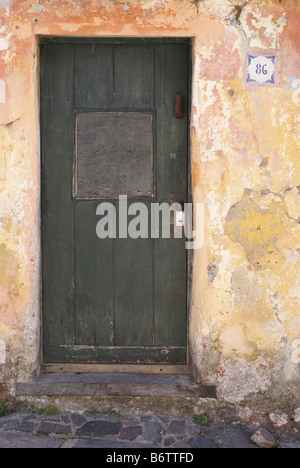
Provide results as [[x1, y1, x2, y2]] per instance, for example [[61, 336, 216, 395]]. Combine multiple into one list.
[[0, 0, 299, 417]]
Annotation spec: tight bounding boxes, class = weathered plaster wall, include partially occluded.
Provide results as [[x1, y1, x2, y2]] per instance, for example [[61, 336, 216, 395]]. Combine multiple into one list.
[[0, 0, 299, 419], [189, 0, 300, 421]]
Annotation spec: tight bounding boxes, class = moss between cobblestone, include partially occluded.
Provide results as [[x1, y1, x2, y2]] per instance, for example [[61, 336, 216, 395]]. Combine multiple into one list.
[[194, 414, 209, 426], [0, 402, 12, 417]]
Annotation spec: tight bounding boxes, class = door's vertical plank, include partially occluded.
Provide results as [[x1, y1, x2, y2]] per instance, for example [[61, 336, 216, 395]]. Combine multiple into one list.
[[75, 44, 114, 109], [74, 45, 115, 345], [75, 200, 115, 345], [154, 43, 188, 349], [114, 45, 154, 109], [155, 43, 188, 203], [41, 43, 75, 349], [154, 236, 187, 347], [114, 202, 154, 347], [113, 45, 155, 347]]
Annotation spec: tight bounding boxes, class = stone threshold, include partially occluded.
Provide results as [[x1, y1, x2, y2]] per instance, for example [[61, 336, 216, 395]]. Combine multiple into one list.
[[16, 373, 217, 399]]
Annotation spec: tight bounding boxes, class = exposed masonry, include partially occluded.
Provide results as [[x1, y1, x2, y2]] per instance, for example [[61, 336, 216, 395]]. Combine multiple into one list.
[[208, 262, 219, 283]]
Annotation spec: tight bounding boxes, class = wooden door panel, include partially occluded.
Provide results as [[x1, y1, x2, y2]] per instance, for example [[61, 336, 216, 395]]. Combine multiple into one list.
[[155, 43, 189, 203], [75, 200, 115, 346], [154, 43, 188, 348], [41, 39, 189, 364], [114, 203, 154, 347], [75, 45, 114, 109], [43, 344, 186, 364], [114, 45, 154, 109], [41, 43, 75, 346]]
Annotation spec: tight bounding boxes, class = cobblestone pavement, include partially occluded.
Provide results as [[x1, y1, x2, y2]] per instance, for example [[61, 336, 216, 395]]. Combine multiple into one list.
[[0, 411, 300, 448]]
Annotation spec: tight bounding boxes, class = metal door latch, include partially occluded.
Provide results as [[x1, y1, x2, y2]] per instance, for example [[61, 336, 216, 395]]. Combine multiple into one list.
[[175, 94, 183, 119]]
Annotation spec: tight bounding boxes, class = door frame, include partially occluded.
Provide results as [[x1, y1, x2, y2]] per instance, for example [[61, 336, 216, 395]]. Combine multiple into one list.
[[39, 36, 193, 374]]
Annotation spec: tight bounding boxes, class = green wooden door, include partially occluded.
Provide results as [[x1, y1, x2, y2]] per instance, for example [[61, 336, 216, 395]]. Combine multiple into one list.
[[41, 39, 190, 365]]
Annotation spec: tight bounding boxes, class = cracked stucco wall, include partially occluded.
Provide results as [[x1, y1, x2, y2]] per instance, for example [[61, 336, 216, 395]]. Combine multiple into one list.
[[0, 0, 299, 417], [190, 0, 300, 416]]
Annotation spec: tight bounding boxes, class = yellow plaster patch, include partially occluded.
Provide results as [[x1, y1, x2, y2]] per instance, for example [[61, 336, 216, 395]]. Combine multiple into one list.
[[0, 244, 19, 320], [225, 194, 291, 270], [220, 324, 253, 357], [284, 188, 300, 221], [250, 192, 281, 211], [0, 244, 16, 286], [243, 320, 264, 344]]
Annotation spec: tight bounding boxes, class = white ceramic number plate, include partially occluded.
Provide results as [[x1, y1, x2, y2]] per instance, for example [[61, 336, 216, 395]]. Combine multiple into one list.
[[247, 55, 276, 84]]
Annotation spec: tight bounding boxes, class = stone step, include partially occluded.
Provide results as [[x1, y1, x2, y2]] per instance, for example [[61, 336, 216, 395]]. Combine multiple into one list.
[[17, 373, 216, 398], [16, 373, 218, 417]]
